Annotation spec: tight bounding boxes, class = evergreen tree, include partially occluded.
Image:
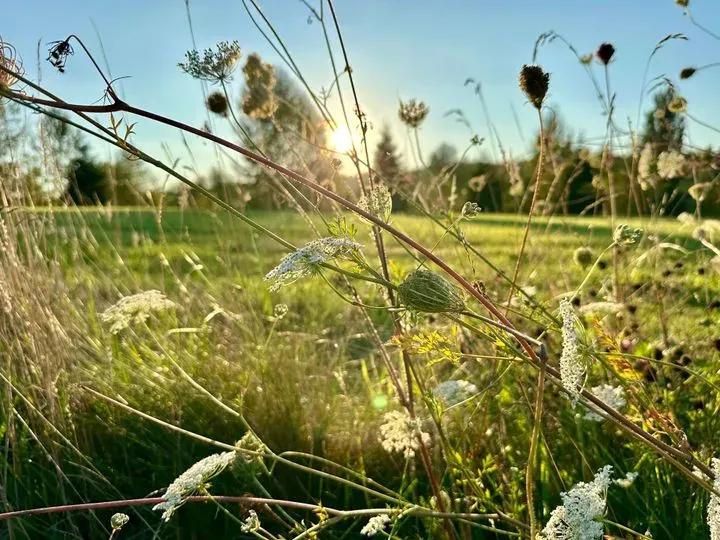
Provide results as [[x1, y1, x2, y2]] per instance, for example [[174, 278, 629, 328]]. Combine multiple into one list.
[[373, 125, 401, 184], [641, 88, 685, 153]]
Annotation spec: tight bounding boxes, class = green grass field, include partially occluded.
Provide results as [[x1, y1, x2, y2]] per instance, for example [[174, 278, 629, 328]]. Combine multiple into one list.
[[2, 208, 720, 539]]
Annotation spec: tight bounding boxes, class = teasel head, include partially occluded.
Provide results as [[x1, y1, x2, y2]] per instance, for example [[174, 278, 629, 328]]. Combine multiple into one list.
[[518, 64, 549, 110], [595, 43, 615, 66], [398, 269, 465, 314]]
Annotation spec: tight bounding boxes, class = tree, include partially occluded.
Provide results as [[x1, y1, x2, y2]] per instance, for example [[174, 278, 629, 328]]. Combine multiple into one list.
[[373, 124, 401, 184], [641, 88, 685, 153], [428, 143, 458, 173], [65, 146, 109, 205]]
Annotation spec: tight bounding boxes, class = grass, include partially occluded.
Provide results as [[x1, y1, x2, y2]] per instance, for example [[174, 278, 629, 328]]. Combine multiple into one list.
[[1, 207, 719, 539]]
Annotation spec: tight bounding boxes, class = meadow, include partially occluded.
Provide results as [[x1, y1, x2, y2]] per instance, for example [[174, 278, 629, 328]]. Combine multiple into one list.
[[1, 206, 719, 539]]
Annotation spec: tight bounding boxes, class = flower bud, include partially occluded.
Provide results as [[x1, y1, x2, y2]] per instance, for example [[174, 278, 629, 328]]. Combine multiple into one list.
[[398, 269, 465, 313]]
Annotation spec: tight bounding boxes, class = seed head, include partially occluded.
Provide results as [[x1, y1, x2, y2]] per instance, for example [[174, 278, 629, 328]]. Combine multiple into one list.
[[206, 91, 229, 116], [596, 43, 616, 65], [110, 513, 130, 531], [680, 67, 696, 79], [179, 41, 241, 83], [398, 98, 429, 128], [47, 39, 73, 73], [0, 37, 23, 89], [573, 247, 594, 268], [398, 269, 465, 313], [518, 64, 549, 110], [676, 0, 689, 6]]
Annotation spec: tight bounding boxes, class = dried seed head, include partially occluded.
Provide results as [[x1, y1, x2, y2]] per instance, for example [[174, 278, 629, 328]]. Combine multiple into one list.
[[668, 96, 687, 113], [0, 36, 23, 89], [398, 99, 429, 128], [47, 39, 74, 74], [179, 41, 241, 83], [518, 64, 549, 110], [676, 0, 689, 6], [206, 91, 229, 116], [398, 269, 465, 313], [596, 43, 616, 65], [680, 67, 697, 79]]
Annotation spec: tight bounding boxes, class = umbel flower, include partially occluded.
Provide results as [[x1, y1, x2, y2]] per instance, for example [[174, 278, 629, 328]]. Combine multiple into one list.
[[153, 451, 237, 521], [206, 91, 229, 116], [358, 184, 393, 223], [518, 64, 549, 110], [378, 410, 431, 459], [398, 269, 465, 313], [540, 465, 614, 540], [595, 42, 616, 65], [0, 36, 24, 89], [559, 298, 585, 406], [708, 458, 720, 540], [656, 150, 687, 179], [398, 98, 429, 128], [264, 237, 363, 291], [360, 514, 391, 536], [179, 41, 241, 83], [583, 384, 626, 422], [573, 247, 594, 268], [100, 290, 176, 334]]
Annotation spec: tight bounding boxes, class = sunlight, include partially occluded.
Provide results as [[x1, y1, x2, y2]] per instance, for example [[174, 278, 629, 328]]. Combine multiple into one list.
[[329, 126, 353, 153]]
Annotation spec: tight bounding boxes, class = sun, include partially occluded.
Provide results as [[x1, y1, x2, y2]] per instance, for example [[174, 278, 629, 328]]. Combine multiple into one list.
[[329, 126, 353, 153]]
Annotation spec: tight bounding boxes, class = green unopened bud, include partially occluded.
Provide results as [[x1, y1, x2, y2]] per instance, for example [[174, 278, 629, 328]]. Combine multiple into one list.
[[461, 202, 482, 219], [613, 224, 642, 245], [111, 513, 129, 530], [398, 269, 465, 313], [573, 247, 594, 268]]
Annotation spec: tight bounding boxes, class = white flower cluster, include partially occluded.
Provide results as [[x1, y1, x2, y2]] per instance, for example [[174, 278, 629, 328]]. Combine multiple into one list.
[[613, 471, 639, 489], [656, 150, 686, 179], [709, 458, 720, 540], [359, 184, 393, 223], [360, 514, 391, 536], [584, 384, 626, 422], [559, 299, 585, 407], [540, 465, 614, 540], [433, 380, 478, 407], [152, 451, 237, 521], [100, 290, 176, 334], [637, 144, 656, 190], [264, 237, 363, 292], [379, 410, 431, 459], [241, 510, 261, 533]]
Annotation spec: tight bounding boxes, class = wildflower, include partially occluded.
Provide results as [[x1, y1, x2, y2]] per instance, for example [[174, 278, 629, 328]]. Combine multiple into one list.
[[656, 150, 686, 179], [688, 182, 712, 202], [206, 91, 229, 116], [0, 36, 23, 89], [241, 510, 261, 533], [398, 98, 429, 128], [241, 53, 278, 119], [179, 41, 241, 83], [580, 53, 593, 65], [614, 471, 639, 488], [559, 299, 585, 406], [358, 184, 393, 223], [360, 514, 391, 536], [110, 513, 129, 530], [596, 43, 616, 65], [573, 247, 594, 268], [461, 201, 482, 219], [433, 380, 478, 406], [584, 384, 626, 422], [613, 224, 642, 245], [709, 458, 720, 540], [379, 410, 431, 459], [541, 465, 614, 540], [398, 269, 465, 313], [264, 237, 363, 291], [152, 451, 237, 521], [518, 64, 550, 110], [680, 67, 697, 79], [273, 303, 289, 320], [100, 290, 176, 334], [668, 96, 688, 113]]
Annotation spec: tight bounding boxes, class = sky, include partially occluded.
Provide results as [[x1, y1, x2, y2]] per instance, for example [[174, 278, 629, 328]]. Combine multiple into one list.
[[5, 0, 720, 180]]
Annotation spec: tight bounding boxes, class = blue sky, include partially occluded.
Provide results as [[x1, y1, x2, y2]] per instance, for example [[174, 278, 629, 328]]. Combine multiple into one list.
[[6, 0, 720, 177]]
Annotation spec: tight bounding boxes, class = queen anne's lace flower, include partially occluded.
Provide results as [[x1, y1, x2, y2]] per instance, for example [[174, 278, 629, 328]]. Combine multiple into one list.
[[241, 510, 261, 533], [559, 299, 585, 407], [179, 41, 241, 83], [398, 99, 429, 128], [360, 514, 391, 536], [656, 150, 686, 179], [708, 458, 720, 540], [584, 384, 626, 422], [433, 380, 478, 407], [101, 290, 176, 334], [152, 451, 237, 521], [358, 184, 392, 223], [541, 465, 614, 540], [379, 410, 430, 459], [264, 237, 363, 291]]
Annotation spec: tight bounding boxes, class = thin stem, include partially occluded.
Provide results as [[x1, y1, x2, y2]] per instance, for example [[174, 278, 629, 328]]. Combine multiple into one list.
[[506, 108, 545, 309], [526, 356, 546, 538]]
